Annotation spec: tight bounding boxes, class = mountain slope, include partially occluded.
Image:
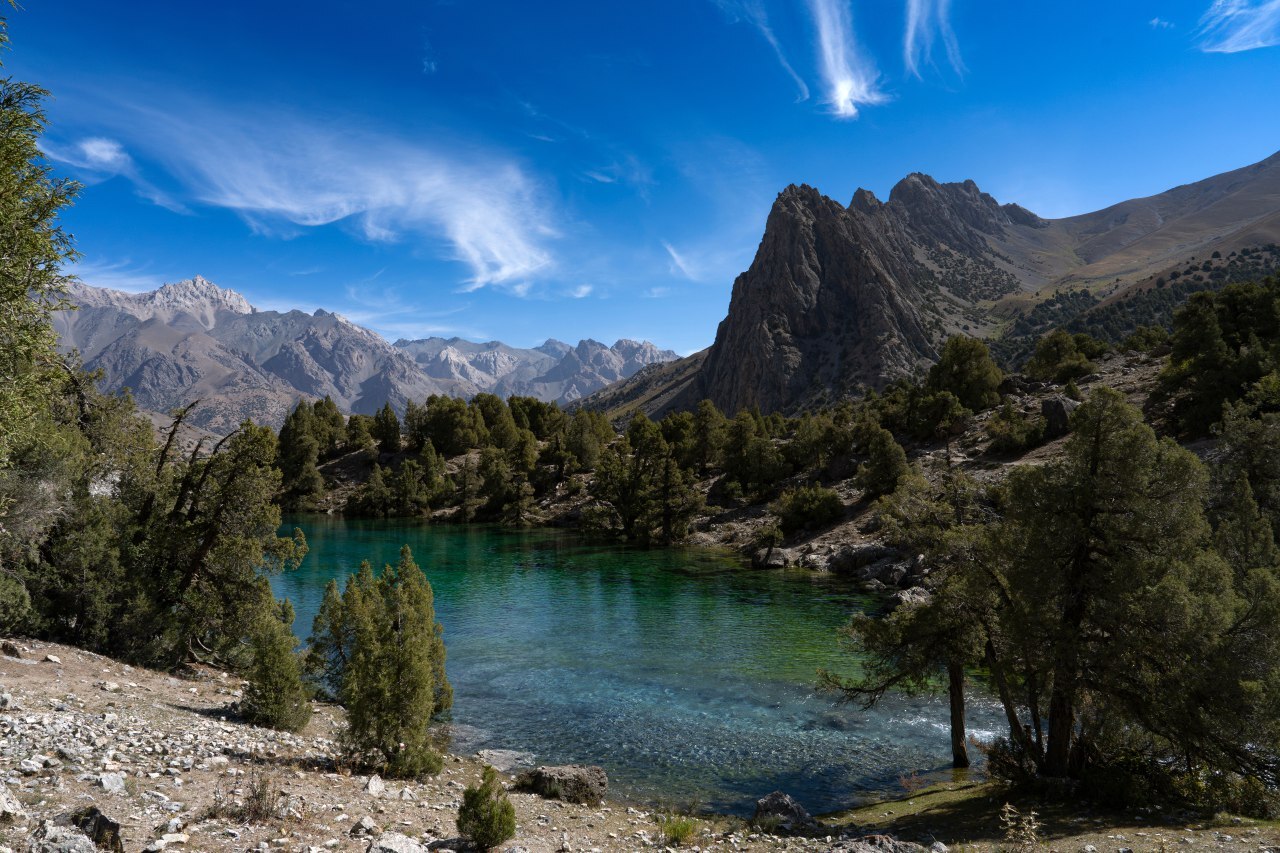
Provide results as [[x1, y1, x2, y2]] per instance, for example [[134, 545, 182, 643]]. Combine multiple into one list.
[[56, 278, 678, 432], [587, 151, 1280, 418]]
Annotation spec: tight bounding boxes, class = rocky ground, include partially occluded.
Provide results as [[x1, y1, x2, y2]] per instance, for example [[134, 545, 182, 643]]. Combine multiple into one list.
[[4, 637, 1277, 853], [0, 639, 946, 853]]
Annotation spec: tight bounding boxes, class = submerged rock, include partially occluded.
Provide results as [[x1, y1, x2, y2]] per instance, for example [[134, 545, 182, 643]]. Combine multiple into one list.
[[515, 764, 608, 805]]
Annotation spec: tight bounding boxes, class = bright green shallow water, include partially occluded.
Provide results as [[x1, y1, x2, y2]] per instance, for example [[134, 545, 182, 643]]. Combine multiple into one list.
[[272, 516, 1002, 816]]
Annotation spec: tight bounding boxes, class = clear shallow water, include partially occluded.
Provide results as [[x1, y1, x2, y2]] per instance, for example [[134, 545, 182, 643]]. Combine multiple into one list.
[[271, 517, 1003, 816]]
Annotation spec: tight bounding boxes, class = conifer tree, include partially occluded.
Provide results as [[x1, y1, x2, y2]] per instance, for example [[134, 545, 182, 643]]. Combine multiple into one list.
[[856, 427, 909, 497], [0, 57, 79, 468], [310, 547, 451, 778], [926, 335, 1003, 412], [242, 598, 312, 733], [372, 403, 402, 454], [457, 765, 517, 850]]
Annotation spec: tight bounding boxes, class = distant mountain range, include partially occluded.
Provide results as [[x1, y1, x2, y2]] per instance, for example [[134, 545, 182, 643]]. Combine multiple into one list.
[[588, 150, 1280, 418], [54, 277, 678, 433]]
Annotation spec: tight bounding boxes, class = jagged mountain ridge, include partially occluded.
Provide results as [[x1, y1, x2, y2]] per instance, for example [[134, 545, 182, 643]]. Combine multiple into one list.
[[55, 277, 678, 433], [589, 150, 1280, 419]]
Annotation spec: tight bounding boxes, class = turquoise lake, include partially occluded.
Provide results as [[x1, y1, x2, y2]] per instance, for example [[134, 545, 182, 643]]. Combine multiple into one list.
[[272, 516, 1003, 816]]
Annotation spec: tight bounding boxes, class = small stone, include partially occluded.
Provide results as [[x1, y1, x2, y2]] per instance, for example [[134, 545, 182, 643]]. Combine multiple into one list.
[[1, 640, 22, 658], [98, 772, 127, 794], [366, 832, 427, 853], [0, 782, 26, 823], [44, 654, 62, 664], [350, 816, 379, 837], [364, 775, 386, 797]]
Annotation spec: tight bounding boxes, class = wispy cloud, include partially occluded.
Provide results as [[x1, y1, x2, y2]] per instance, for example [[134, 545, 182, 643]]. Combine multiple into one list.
[[807, 0, 887, 118], [69, 257, 169, 293], [711, 0, 811, 101], [42, 136, 186, 212], [662, 241, 700, 280], [1198, 0, 1280, 52], [905, 0, 965, 77], [65, 96, 557, 293], [569, 284, 593, 298], [1150, 16, 1175, 29]]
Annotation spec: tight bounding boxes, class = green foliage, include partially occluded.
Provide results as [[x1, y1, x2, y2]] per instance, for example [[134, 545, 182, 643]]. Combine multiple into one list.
[[1157, 278, 1280, 435], [984, 402, 1045, 455], [769, 484, 843, 535], [0, 73, 79, 468], [456, 766, 517, 850], [421, 395, 484, 457], [372, 403, 402, 454], [242, 599, 312, 733], [308, 546, 452, 778], [874, 383, 969, 442], [720, 411, 789, 498], [346, 415, 378, 461], [926, 335, 1003, 412], [566, 408, 613, 471], [1122, 324, 1169, 352], [0, 570, 30, 634], [1024, 329, 1097, 383], [656, 815, 698, 846], [985, 388, 1280, 783], [586, 414, 701, 544], [277, 402, 325, 510], [856, 427, 909, 498]]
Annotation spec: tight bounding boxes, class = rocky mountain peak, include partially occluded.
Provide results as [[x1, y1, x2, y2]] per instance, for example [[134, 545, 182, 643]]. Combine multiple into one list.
[[151, 275, 255, 316], [849, 187, 882, 214]]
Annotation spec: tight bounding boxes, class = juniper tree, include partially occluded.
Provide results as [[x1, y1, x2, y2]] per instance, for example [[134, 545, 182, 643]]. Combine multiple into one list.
[[855, 427, 909, 498], [0, 46, 79, 469], [242, 598, 312, 733], [984, 388, 1280, 781], [309, 546, 452, 778], [457, 765, 517, 850], [372, 403, 402, 454], [927, 335, 1003, 412]]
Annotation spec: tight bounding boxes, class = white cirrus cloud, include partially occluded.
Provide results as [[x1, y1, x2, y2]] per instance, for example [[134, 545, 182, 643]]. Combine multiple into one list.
[[570, 284, 593, 298], [711, 0, 811, 101], [1150, 16, 1175, 29], [905, 0, 965, 77], [1198, 0, 1280, 52], [662, 241, 700, 281], [69, 257, 169, 293], [806, 0, 887, 118], [42, 136, 186, 212], [73, 98, 557, 294]]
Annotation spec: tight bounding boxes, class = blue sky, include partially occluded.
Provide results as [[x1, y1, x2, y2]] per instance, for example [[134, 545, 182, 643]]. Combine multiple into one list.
[[14, 0, 1280, 353]]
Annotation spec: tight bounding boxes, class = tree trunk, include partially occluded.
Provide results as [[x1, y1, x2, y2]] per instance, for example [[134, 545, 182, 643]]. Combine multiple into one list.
[[1043, 687, 1075, 777], [948, 659, 970, 768]]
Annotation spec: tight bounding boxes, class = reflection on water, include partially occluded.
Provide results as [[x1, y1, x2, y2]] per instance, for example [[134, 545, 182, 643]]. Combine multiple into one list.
[[272, 517, 1002, 816]]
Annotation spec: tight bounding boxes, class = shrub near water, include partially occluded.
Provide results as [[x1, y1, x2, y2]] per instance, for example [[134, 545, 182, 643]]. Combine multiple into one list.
[[457, 765, 517, 850], [308, 545, 452, 778], [241, 599, 312, 733], [769, 484, 843, 534]]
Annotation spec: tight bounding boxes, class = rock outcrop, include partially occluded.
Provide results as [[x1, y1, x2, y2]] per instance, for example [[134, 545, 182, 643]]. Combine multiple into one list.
[[586, 150, 1280, 418], [515, 765, 608, 805]]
